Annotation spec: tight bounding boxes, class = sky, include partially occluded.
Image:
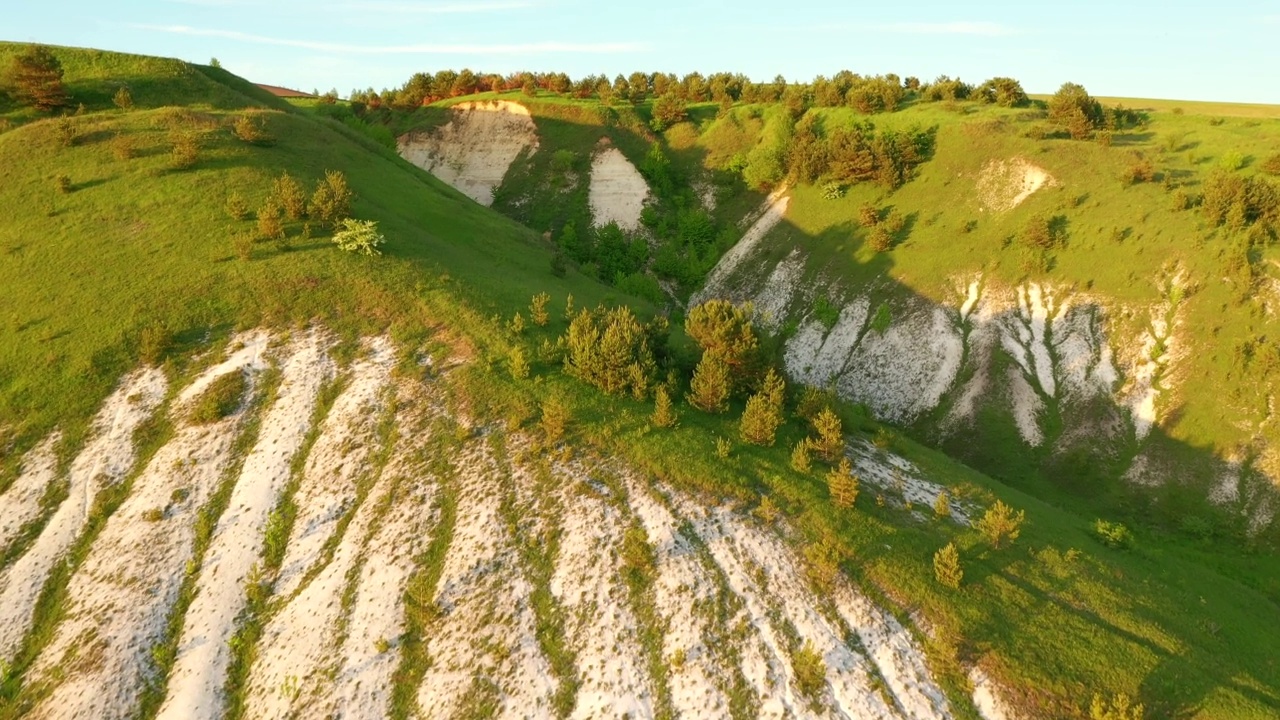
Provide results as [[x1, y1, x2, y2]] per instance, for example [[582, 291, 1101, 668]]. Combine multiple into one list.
[[5, 0, 1280, 104]]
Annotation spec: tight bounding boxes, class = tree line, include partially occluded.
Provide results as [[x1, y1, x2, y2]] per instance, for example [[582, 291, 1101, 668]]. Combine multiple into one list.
[[349, 70, 1035, 116]]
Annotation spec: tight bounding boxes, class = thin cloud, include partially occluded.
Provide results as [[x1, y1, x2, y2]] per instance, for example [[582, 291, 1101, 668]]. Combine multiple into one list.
[[337, 1, 537, 12], [131, 24, 642, 53], [877, 21, 1015, 36], [165, 0, 533, 8]]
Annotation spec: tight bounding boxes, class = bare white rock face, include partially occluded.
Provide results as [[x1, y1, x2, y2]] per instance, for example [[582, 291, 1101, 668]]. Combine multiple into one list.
[[397, 100, 539, 206]]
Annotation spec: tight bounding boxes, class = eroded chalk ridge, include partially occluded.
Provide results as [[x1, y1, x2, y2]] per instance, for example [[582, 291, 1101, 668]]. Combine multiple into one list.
[[416, 438, 557, 718], [244, 337, 394, 720], [0, 366, 167, 665], [0, 430, 62, 555], [157, 330, 333, 720], [26, 333, 266, 720]]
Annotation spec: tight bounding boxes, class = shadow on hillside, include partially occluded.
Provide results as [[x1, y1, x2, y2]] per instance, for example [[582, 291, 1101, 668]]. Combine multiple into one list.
[[466, 104, 1280, 713]]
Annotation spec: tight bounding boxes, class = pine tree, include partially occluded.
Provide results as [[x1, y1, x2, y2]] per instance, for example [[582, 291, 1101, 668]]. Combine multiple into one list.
[[651, 385, 677, 428], [933, 543, 963, 589], [687, 352, 731, 413], [272, 172, 308, 220], [977, 500, 1025, 549], [540, 395, 569, 444], [256, 201, 285, 240], [739, 369, 786, 445], [530, 292, 550, 326], [309, 170, 353, 228], [934, 490, 952, 519], [790, 439, 813, 473], [812, 407, 844, 461], [509, 346, 530, 379], [827, 457, 859, 508], [5, 45, 67, 111]]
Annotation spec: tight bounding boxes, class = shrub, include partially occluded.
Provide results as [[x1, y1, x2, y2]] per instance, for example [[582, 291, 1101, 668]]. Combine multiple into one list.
[[232, 232, 253, 261], [231, 113, 273, 145], [1261, 154, 1280, 176], [820, 181, 845, 200], [977, 500, 1025, 549], [1170, 189, 1191, 211], [111, 133, 135, 160], [811, 408, 843, 461], [791, 641, 827, 706], [331, 218, 385, 256], [190, 371, 248, 424], [142, 507, 164, 522], [1218, 150, 1246, 171], [714, 436, 732, 459], [5, 45, 68, 111], [1021, 213, 1063, 250], [54, 174, 71, 194], [827, 458, 859, 508], [651, 386, 678, 428], [540, 395, 570, 444], [791, 440, 813, 473], [257, 202, 285, 240], [310, 170, 354, 228], [170, 132, 200, 170], [508, 346, 530, 379], [883, 210, 906, 235], [755, 495, 780, 524], [857, 203, 880, 228], [933, 543, 963, 588], [934, 491, 952, 519], [138, 325, 171, 365], [225, 191, 249, 220], [739, 369, 786, 446], [1090, 693, 1145, 720], [113, 86, 133, 110], [867, 226, 893, 252], [530, 292, 550, 326], [1121, 157, 1156, 184], [54, 115, 77, 147], [272, 172, 308, 220], [1093, 519, 1133, 549]]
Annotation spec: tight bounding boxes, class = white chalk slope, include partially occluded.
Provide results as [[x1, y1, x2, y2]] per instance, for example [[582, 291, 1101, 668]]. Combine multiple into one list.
[[0, 332, 988, 720], [397, 100, 539, 206]]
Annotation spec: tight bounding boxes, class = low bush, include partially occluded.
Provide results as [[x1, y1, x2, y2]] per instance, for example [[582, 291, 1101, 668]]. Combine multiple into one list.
[[1093, 519, 1134, 549], [331, 218, 385, 256], [190, 371, 248, 424]]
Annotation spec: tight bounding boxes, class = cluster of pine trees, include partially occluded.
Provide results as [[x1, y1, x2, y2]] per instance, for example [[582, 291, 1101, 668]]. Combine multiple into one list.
[[352, 69, 1035, 117]]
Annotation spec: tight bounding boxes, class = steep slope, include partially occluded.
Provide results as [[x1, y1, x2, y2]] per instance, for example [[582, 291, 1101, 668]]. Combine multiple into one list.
[[389, 89, 1280, 547]]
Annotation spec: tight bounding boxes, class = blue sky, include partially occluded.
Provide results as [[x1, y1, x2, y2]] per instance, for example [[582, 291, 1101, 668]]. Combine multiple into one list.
[[6, 0, 1279, 103]]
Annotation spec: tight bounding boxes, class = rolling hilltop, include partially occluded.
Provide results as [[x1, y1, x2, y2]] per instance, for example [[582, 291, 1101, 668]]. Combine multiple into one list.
[[1, 43, 1279, 720]]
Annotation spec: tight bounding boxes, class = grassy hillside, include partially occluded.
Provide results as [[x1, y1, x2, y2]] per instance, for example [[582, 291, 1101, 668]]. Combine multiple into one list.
[[384, 85, 1280, 544], [0, 43, 632, 463], [2, 44, 1280, 719]]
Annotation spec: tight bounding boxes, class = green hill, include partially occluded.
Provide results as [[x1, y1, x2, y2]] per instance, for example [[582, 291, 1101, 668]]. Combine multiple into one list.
[[2, 43, 1280, 720]]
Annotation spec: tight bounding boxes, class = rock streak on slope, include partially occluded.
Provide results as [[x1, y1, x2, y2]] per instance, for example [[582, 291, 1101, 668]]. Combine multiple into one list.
[[27, 333, 266, 720], [157, 330, 332, 720], [0, 367, 167, 664], [397, 100, 538, 206]]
